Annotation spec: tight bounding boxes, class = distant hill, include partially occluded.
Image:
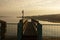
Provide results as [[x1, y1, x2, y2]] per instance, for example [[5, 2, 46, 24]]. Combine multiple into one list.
[[25, 14, 60, 23]]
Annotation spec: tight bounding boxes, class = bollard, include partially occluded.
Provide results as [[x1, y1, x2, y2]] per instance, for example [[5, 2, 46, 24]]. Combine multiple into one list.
[[17, 19, 23, 40], [0, 20, 6, 40], [37, 22, 42, 40]]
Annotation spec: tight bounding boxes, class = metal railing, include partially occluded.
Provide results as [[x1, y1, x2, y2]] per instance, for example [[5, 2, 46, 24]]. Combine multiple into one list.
[[5, 23, 60, 40], [6, 23, 60, 36]]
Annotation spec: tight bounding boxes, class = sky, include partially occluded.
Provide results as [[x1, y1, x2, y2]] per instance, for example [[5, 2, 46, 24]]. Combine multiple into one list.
[[0, 0, 60, 16]]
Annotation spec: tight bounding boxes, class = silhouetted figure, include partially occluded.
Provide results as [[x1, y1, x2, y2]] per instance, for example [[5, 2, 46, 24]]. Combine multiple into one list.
[[0, 20, 6, 40], [31, 19, 42, 40], [18, 19, 23, 40], [37, 22, 42, 40]]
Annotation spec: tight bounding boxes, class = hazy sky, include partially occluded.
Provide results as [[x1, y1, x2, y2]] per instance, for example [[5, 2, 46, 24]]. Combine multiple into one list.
[[0, 0, 60, 16]]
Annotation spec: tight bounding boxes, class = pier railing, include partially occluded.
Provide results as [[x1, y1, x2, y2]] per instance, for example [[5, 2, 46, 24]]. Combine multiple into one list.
[[5, 23, 60, 40], [6, 23, 60, 36]]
